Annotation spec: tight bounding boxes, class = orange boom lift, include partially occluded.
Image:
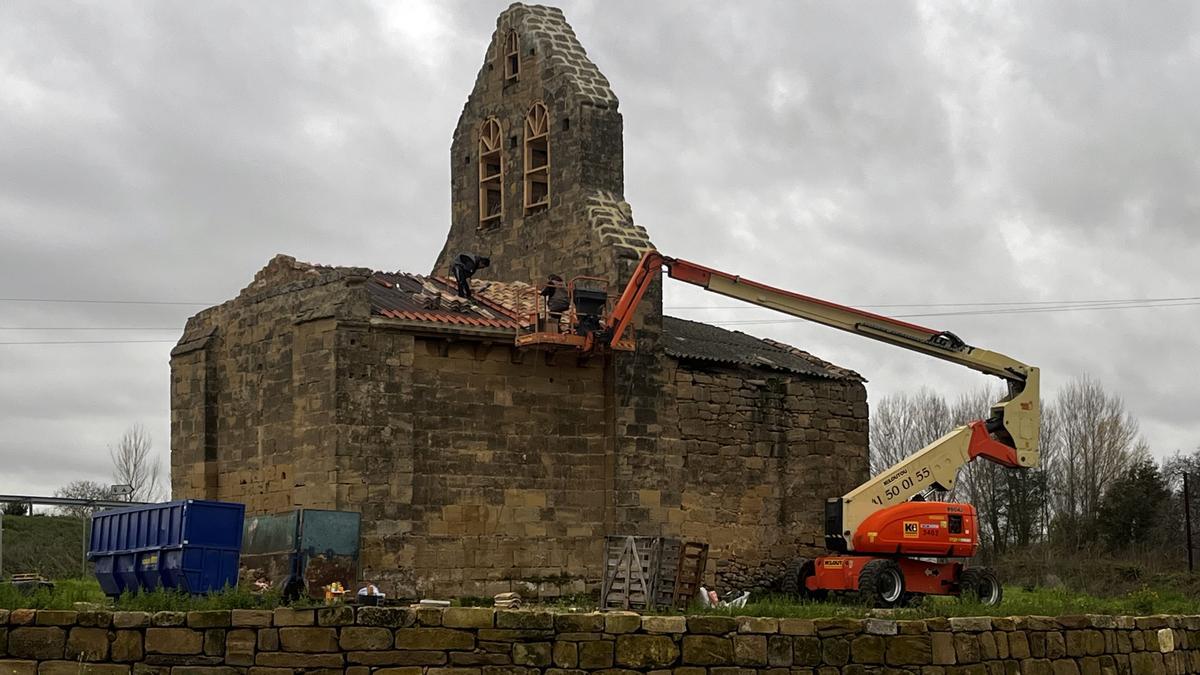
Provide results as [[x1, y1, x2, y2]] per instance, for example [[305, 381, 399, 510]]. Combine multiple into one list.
[[525, 250, 1039, 607]]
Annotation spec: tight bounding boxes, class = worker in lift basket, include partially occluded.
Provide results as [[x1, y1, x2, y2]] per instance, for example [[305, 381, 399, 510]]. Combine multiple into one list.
[[540, 273, 570, 331], [451, 253, 490, 298]]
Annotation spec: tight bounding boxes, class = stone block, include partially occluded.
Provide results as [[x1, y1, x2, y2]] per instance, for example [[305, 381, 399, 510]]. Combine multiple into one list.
[[256, 629, 278, 652], [7, 612, 33, 627], [230, 611, 273, 628], [687, 616, 737, 635], [272, 608, 314, 627], [394, 628, 475, 651], [187, 611, 231, 628], [151, 612, 185, 627], [778, 619, 815, 636], [578, 640, 614, 669], [949, 617, 992, 632], [615, 635, 679, 668], [145, 628, 203, 655], [34, 663, 129, 675], [341, 627, 394, 651], [513, 642, 552, 667], [204, 629, 226, 656], [931, 632, 956, 665], [814, 618, 864, 637], [308, 605, 351, 627], [113, 613, 150, 629], [7, 627, 65, 660], [224, 629, 255, 666], [0, 660, 36, 675], [821, 637, 849, 666], [954, 633, 980, 663], [496, 611, 553, 630], [681, 635, 732, 665], [255, 652, 344, 668], [443, 608, 495, 629], [729, 635, 766, 666], [850, 635, 884, 664], [358, 608, 417, 628], [735, 617, 777, 634], [66, 627, 110, 661], [34, 612, 77, 627], [885, 635, 931, 666], [278, 627, 338, 652], [556, 614, 604, 633], [766, 635, 791, 667], [604, 613, 641, 635], [76, 612, 112, 628], [108, 632, 144, 665], [347, 650, 447, 666], [641, 616, 686, 634], [553, 641, 577, 668]]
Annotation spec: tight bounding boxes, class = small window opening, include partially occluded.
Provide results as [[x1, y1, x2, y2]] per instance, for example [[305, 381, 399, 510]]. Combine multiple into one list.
[[478, 117, 504, 228], [504, 30, 520, 81], [561, 117, 570, 131], [524, 101, 550, 214], [509, 135, 518, 148]]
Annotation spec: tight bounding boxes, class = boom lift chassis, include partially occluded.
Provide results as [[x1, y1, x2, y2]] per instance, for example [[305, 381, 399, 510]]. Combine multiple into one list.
[[523, 250, 1040, 607]]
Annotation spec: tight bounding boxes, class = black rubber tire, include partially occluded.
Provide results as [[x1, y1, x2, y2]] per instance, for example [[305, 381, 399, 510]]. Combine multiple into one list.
[[780, 557, 810, 596], [780, 557, 827, 601], [958, 567, 1003, 607], [857, 559, 905, 608]]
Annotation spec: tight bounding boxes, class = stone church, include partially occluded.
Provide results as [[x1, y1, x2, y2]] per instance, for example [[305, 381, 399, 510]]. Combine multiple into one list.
[[170, 3, 869, 598]]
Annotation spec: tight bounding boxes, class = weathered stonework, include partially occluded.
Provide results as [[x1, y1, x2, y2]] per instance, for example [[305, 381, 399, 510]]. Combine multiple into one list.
[[170, 3, 868, 599], [5, 608, 1200, 674]]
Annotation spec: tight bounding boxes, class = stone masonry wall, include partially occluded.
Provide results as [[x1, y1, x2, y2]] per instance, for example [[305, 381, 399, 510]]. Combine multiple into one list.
[[662, 364, 869, 592], [171, 259, 372, 513], [337, 329, 610, 598], [2, 606, 1197, 675]]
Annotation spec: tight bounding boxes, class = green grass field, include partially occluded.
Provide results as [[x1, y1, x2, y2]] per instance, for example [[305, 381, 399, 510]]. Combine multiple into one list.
[[0, 514, 89, 580], [2, 579, 1193, 617]]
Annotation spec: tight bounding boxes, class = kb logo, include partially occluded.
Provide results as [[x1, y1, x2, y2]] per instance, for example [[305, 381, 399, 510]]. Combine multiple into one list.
[[903, 521, 919, 538]]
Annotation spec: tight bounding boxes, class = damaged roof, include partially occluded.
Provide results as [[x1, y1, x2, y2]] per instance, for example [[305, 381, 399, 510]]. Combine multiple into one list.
[[223, 255, 857, 379], [661, 316, 862, 381], [368, 272, 526, 330]]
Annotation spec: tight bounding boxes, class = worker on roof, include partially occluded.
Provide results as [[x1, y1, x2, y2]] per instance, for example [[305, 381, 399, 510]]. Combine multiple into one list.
[[451, 253, 490, 299]]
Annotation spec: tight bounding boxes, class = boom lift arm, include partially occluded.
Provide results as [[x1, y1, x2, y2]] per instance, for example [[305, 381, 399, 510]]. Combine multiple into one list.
[[607, 250, 1040, 554]]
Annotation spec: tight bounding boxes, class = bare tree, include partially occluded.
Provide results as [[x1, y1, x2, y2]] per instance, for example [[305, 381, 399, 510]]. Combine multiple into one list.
[[1049, 374, 1144, 548], [110, 424, 163, 503], [869, 387, 952, 475], [54, 480, 114, 518]]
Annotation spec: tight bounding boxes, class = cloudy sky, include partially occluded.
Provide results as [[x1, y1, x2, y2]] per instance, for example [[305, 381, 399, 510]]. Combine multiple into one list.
[[2, 1, 1197, 498]]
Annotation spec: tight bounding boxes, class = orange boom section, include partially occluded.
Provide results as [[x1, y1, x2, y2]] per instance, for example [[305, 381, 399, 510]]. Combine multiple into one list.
[[850, 501, 978, 558]]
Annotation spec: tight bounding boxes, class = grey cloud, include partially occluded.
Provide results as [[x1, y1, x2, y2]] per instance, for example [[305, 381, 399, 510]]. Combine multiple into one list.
[[1, 1, 1198, 497]]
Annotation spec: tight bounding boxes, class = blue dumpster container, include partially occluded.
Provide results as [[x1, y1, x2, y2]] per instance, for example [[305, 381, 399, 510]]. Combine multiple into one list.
[[88, 499, 245, 596]]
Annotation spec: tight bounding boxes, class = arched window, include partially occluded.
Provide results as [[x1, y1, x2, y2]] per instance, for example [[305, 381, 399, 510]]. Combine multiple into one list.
[[524, 102, 550, 214], [478, 118, 503, 228], [504, 30, 520, 81]]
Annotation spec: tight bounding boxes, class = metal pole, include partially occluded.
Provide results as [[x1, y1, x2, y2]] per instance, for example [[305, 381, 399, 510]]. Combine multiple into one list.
[[1184, 472, 1194, 574], [1, 509, 5, 579]]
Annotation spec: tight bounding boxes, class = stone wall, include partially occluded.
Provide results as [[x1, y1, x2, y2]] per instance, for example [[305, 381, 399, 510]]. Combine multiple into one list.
[[2, 606, 1197, 674], [170, 258, 371, 513], [338, 330, 611, 597], [662, 364, 869, 591]]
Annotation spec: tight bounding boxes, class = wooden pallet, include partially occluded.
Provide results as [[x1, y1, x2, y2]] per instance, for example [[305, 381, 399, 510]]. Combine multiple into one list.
[[601, 535, 660, 610], [601, 536, 708, 611]]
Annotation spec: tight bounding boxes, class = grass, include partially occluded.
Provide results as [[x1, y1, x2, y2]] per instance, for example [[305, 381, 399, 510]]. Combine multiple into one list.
[[679, 585, 1200, 619], [2, 580, 1197, 617], [0, 515, 89, 580], [0, 578, 286, 612]]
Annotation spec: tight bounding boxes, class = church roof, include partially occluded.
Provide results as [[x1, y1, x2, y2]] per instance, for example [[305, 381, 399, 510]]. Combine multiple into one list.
[[367, 268, 860, 380], [661, 316, 861, 381]]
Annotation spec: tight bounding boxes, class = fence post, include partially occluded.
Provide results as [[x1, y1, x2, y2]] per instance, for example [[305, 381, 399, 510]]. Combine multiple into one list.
[[1185, 472, 1194, 573]]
